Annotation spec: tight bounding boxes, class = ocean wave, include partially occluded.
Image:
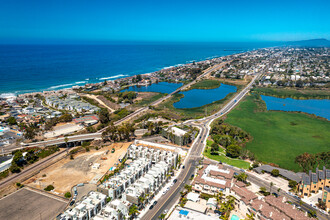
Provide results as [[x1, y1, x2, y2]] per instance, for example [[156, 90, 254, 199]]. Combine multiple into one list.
[[0, 92, 17, 98], [48, 83, 75, 90], [75, 81, 87, 84], [99, 74, 128, 80]]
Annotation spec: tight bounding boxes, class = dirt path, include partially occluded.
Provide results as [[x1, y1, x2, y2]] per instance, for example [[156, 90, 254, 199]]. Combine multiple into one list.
[[81, 94, 115, 112]]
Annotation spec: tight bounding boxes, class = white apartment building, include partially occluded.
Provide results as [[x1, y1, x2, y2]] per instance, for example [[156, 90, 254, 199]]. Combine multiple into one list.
[[59, 191, 106, 220]]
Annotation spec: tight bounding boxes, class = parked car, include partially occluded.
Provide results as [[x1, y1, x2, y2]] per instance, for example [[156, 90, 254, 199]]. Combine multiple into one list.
[[153, 201, 158, 206], [173, 179, 177, 183], [149, 205, 154, 210]]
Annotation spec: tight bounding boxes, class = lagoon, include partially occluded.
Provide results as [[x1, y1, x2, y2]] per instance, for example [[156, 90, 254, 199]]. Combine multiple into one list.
[[174, 84, 237, 109], [122, 82, 183, 94], [261, 95, 330, 120]]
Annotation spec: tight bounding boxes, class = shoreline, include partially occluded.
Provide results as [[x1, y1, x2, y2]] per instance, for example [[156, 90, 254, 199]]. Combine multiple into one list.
[[0, 49, 250, 98]]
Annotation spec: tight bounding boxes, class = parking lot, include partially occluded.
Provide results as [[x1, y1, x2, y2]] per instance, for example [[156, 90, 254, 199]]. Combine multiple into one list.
[[0, 188, 67, 220]]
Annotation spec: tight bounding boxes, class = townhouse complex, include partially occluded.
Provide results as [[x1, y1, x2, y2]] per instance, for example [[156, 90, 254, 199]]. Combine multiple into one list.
[[299, 167, 330, 210], [46, 94, 99, 113], [59, 191, 107, 220], [299, 167, 330, 196], [59, 144, 178, 220]]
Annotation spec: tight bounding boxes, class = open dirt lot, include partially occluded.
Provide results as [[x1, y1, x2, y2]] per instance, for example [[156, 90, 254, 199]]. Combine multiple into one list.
[[0, 188, 67, 220], [24, 142, 131, 196]]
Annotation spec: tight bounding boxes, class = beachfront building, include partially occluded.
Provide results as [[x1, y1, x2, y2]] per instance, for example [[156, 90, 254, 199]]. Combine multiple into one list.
[[298, 166, 330, 197], [58, 191, 106, 220]]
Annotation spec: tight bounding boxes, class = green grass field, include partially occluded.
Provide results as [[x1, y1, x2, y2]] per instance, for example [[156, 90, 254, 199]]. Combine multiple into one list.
[[203, 140, 251, 169], [252, 87, 330, 99], [189, 79, 221, 90], [225, 94, 330, 172]]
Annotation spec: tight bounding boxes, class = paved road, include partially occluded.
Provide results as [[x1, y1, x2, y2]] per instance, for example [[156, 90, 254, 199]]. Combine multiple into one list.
[[142, 123, 208, 220], [1, 133, 102, 154], [143, 67, 263, 219]]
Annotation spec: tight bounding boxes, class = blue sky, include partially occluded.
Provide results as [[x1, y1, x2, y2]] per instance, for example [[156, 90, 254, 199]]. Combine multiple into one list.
[[0, 0, 329, 43]]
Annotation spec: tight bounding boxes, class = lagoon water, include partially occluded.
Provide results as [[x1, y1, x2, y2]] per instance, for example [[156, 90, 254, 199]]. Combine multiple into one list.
[[174, 84, 237, 109], [261, 95, 330, 120], [122, 82, 182, 94]]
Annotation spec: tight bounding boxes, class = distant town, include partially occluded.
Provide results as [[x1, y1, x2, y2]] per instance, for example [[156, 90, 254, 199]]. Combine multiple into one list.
[[0, 46, 329, 220]]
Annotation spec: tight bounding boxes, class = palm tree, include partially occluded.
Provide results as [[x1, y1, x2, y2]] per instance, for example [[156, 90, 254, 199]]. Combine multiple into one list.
[[159, 213, 166, 219], [219, 196, 235, 220], [245, 212, 255, 220], [184, 184, 192, 192], [270, 182, 274, 194], [216, 191, 224, 204], [128, 204, 139, 218]]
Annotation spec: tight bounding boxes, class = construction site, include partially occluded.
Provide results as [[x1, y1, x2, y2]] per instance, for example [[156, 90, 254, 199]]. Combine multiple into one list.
[[24, 142, 131, 196]]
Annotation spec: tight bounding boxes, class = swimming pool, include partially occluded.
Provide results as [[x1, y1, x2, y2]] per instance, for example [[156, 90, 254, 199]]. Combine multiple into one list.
[[231, 214, 240, 220], [179, 209, 189, 216]]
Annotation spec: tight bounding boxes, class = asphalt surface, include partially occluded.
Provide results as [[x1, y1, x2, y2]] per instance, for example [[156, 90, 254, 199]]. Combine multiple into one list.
[[142, 124, 208, 220], [0, 188, 67, 220]]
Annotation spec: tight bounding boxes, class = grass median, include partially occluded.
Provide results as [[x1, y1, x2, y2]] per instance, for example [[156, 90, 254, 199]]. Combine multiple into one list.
[[203, 140, 250, 169]]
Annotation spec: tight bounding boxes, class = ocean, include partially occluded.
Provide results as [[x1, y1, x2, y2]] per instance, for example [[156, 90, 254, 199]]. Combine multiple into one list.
[[0, 42, 278, 96]]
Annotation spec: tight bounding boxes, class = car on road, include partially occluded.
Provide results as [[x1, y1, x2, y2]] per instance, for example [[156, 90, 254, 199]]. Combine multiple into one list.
[[182, 165, 185, 169], [149, 205, 154, 210], [173, 179, 177, 183], [153, 201, 157, 206], [163, 209, 168, 214]]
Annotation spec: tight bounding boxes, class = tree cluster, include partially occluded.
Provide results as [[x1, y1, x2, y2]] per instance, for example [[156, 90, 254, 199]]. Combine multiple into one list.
[[210, 119, 250, 158], [102, 123, 135, 142], [44, 113, 73, 131], [295, 151, 329, 172], [117, 91, 137, 104]]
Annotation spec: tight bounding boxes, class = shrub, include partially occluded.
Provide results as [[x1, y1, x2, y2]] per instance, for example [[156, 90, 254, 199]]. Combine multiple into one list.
[[271, 169, 280, 177], [64, 192, 71, 198], [44, 185, 54, 191], [288, 180, 297, 188]]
